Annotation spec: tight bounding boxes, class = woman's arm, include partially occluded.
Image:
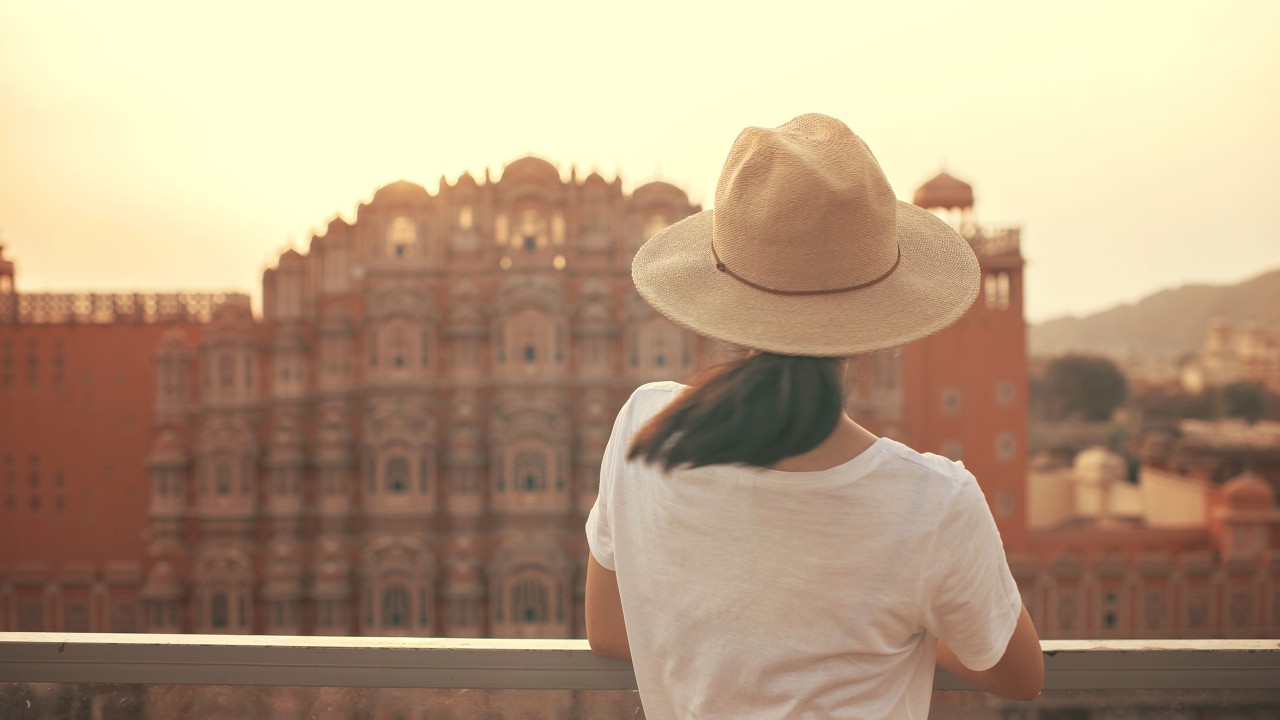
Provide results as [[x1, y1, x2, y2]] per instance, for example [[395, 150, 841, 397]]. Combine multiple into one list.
[[936, 603, 1044, 701], [585, 553, 631, 659]]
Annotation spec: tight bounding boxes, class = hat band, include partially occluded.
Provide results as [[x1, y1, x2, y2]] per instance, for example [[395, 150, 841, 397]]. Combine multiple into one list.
[[711, 241, 902, 296]]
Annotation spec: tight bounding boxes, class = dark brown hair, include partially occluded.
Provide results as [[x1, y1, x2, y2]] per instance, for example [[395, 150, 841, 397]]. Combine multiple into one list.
[[627, 352, 845, 471]]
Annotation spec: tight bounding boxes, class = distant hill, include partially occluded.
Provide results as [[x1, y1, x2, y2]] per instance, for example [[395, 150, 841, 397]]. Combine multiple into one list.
[[1030, 268, 1280, 358]]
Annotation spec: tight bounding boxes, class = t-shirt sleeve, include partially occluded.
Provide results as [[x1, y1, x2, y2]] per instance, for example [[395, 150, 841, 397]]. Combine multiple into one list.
[[921, 469, 1024, 671], [584, 394, 636, 572]]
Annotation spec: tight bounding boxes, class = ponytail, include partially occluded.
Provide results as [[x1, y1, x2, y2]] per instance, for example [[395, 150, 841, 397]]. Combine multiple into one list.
[[627, 352, 844, 471]]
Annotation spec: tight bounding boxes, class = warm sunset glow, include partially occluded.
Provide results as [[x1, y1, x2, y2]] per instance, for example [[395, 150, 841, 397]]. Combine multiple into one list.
[[0, 1, 1277, 321]]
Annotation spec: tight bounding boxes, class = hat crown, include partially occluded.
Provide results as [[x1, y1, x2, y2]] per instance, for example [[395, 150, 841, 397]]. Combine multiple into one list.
[[712, 114, 900, 293]]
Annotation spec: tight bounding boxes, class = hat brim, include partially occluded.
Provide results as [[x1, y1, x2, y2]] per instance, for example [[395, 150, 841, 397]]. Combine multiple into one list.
[[631, 201, 981, 356]]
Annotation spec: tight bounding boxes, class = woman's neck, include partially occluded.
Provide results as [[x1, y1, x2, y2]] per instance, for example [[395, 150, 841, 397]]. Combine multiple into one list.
[[768, 414, 880, 472]]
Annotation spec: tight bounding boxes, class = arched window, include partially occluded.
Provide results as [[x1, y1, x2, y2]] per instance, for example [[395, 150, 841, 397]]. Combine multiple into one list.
[[211, 592, 229, 629], [1143, 590, 1166, 630], [517, 209, 547, 252], [214, 461, 232, 496], [984, 271, 1011, 309], [387, 217, 417, 258], [494, 213, 508, 246], [580, 192, 612, 249], [514, 449, 547, 492], [218, 353, 234, 388], [159, 357, 173, 395], [507, 309, 554, 373], [636, 319, 688, 377], [511, 579, 548, 623], [551, 211, 565, 246], [390, 325, 407, 368], [384, 456, 409, 494], [1058, 592, 1078, 632], [381, 585, 410, 628]]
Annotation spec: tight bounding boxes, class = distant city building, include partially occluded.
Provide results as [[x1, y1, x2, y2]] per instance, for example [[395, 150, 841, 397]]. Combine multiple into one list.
[[1026, 428, 1279, 639], [1182, 318, 1280, 394]]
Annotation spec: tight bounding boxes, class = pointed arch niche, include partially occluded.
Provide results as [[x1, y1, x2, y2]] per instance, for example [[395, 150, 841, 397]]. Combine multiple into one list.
[[626, 305, 695, 383], [492, 277, 567, 380], [365, 285, 437, 385], [490, 403, 571, 514], [362, 403, 437, 516], [360, 536, 436, 636], [489, 535, 570, 638], [192, 548, 254, 634], [194, 417, 257, 518]]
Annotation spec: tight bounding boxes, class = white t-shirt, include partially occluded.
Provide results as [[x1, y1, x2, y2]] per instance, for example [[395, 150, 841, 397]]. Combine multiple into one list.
[[586, 382, 1023, 720]]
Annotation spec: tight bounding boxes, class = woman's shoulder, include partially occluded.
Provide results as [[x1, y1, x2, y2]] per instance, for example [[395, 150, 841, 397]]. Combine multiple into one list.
[[607, 381, 688, 438], [625, 380, 688, 415], [632, 380, 688, 398], [876, 437, 978, 493]]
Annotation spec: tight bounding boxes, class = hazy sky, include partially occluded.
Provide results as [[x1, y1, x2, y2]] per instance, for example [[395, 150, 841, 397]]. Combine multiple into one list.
[[1, 1, 1277, 322]]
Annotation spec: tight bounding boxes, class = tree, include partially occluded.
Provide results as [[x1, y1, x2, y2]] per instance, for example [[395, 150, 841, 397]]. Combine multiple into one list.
[[1038, 354, 1129, 422], [1218, 381, 1266, 422]]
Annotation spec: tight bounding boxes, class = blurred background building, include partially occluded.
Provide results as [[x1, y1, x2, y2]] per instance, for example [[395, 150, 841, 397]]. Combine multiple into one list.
[[1, 163, 1275, 641]]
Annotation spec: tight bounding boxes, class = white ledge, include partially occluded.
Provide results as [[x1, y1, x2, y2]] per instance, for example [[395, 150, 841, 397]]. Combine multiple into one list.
[[0, 634, 1276, 691]]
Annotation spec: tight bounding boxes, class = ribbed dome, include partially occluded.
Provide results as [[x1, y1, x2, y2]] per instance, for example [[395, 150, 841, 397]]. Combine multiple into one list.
[[370, 180, 430, 204], [1223, 470, 1274, 509], [913, 171, 974, 210], [501, 155, 561, 184]]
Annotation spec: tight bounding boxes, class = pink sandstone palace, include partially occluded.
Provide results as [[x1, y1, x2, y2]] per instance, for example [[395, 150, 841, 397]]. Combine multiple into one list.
[[0, 159, 1276, 640]]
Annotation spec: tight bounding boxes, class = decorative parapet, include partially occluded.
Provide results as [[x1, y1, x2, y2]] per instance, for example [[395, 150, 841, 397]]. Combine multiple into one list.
[[0, 292, 250, 325], [965, 226, 1021, 258]]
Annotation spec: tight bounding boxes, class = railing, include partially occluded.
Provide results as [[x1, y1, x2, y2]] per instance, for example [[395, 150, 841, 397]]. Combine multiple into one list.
[[2, 634, 1277, 688], [1, 635, 1277, 717], [967, 226, 1021, 258]]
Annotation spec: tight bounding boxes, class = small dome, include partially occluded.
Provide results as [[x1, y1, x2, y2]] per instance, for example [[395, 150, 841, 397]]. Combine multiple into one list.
[[913, 171, 974, 210], [370, 180, 430, 205], [633, 181, 690, 206], [501, 155, 561, 184], [1224, 470, 1274, 509]]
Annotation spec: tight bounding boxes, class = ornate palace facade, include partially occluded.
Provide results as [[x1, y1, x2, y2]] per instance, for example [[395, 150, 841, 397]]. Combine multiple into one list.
[[137, 159, 715, 637]]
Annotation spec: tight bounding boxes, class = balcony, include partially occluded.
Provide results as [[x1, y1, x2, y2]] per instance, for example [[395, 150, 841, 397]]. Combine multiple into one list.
[[2, 634, 1277, 718]]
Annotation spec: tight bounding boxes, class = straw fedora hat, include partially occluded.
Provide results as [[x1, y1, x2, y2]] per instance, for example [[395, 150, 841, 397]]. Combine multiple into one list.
[[632, 113, 980, 357]]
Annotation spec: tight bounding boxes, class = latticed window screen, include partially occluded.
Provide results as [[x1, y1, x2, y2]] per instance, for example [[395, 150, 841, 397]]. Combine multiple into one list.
[[387, 216, 416, 257], [384, 456, 410, 493], [382, 585, 411, 628], [511, 579, 548, 623], [513, 450, 546, 492], [211, 592, 229, 629]]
